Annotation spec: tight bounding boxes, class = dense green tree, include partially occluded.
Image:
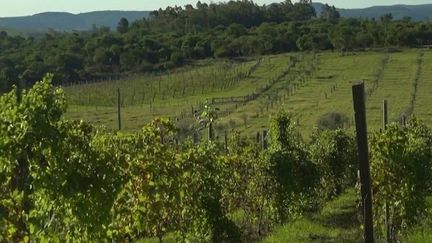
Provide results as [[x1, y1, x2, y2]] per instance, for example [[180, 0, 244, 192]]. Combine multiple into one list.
[[117, 17, 130, 34], [1, 1, 432, 92], [320, 4, 340, 23]]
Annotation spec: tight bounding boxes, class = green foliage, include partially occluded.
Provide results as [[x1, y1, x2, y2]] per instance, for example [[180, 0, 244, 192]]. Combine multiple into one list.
[[317, 112, 349, 130], [0, 74, 67, 241], [0, 75, 127, 241], [108, 120, 241, 242], [4, 73, 432, 242], [268, 112, 319, 222], [117, 18, 129, 34], [369, 119, 432, 238], [309, 129, 357, 200], [223, 133, 276, 238]]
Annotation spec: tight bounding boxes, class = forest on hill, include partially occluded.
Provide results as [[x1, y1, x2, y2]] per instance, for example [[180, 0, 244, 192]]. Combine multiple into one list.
[[1, 3, 432, 33], [0, 11, 150, 32], [1, 0, 432, 92]]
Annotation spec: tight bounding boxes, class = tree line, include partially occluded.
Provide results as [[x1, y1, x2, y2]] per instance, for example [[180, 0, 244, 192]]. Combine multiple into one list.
[[1, 0, 432, 92]]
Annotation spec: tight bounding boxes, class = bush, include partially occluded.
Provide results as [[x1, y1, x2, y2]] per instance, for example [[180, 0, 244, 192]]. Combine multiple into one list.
[[317, 112, 349, 130], [369, 119, 432, 238], [309, 129, 357, 200], [170, 51, 185, 65], [268, 112, 319, 222]]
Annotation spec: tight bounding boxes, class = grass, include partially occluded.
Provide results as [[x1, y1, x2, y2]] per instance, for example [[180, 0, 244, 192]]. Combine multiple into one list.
[[263, 189, 362, 243], [134, 192, 432, 242], [414, 50, 432, 125], [401, 197, 432, 243], [262, 192, 432, 243], [224, 51, 384, 138], [64, 52, 306, 132], [366, 49, 420, 128], [64, 49, 432, 138]]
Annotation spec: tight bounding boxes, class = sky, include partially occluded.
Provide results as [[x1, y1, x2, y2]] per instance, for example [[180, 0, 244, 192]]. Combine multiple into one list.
[[0, 0, 431, 17]]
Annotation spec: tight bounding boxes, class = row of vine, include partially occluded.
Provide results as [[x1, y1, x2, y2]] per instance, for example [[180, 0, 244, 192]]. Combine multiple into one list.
[[2, 75, 432, 242]]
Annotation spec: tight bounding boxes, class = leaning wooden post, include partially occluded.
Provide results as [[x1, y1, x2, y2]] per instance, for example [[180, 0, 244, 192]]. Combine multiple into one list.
[[352, 81, 374, 243], [117, 88, 122, 131], [383, 100, 391, 243]]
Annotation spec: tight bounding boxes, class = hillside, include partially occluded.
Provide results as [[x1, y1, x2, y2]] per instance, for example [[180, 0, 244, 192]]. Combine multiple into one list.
[[341, 4, 432, 20], [1, 3, 432, 33], [0, 11, 150, 31], [313, 3, 432, 20], [64, 49, 432, 138]]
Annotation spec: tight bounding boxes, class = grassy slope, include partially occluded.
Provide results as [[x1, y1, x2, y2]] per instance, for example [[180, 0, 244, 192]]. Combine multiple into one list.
[[414, 50, 432, 123], [226, 51, 383, 137], [366, 50, 419, 127], [64, 53, 300, 131], [64, 49, 431, 137]]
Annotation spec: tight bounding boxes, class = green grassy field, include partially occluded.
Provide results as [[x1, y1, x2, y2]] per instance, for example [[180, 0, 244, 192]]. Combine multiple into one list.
[[64, 48, 432, 139], [263, 189, 362, 243], [262, 190, 432, 243], [414, 50, 432, 122]]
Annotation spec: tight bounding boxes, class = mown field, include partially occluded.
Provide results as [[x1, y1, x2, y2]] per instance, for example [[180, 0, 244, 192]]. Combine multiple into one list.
[[64, 48, 432, 138]]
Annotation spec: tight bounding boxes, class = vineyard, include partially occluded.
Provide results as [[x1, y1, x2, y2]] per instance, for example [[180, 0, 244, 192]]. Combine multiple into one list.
[[3, 0, 432, 240], [63, 49, 432, 141], [1, 62, 432, 241]]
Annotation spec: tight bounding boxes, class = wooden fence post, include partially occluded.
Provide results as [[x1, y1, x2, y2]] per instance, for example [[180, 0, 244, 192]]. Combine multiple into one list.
[[383, 100, 391, 243], [352, 81, 374, 243], [208, 122, 214, 142], [261, 130, 268, 150], [256, 132, 261, 145], [117, 88, 122, 131], [383, 100, 388, 130]]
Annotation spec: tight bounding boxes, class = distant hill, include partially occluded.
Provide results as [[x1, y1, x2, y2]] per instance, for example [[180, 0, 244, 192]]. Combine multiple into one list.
[[313, 3, 432, 21], [1, 3, 432, 34], [0, 11, 150, 32]]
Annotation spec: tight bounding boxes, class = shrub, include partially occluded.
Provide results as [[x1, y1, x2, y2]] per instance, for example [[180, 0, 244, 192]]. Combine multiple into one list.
[[369, 119, 432, 237], [268, 112, 319, 222], [317, 112, 349, 130], [309, 129, 357, 200]]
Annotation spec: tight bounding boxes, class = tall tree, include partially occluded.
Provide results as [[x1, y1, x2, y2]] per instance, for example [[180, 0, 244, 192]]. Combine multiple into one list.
[[117, 18, 130, 34]]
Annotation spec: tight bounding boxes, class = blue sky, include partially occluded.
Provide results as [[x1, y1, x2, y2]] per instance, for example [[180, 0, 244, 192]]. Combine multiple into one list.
[[0, 0, 431, 17]]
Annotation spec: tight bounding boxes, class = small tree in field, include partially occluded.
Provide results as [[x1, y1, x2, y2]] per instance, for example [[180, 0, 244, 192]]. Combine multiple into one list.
[[317, 112, 349, 130]]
